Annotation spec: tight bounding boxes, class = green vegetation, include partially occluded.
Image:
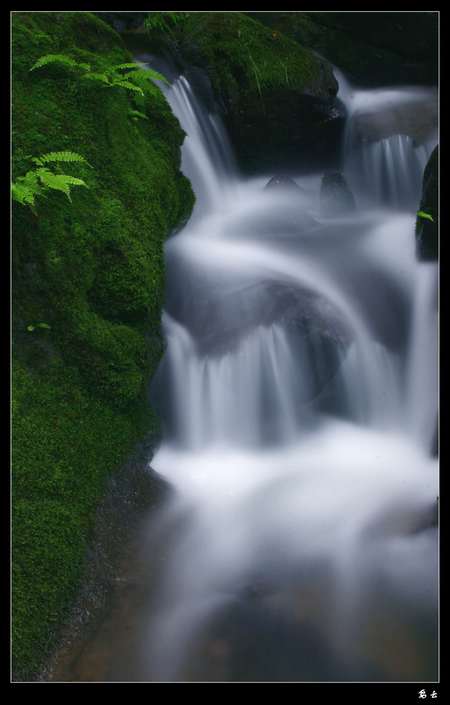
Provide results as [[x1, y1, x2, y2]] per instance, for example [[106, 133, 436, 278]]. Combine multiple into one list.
[[144, 11, 190, 34], [247, 12, 438, 87], [416, 146, 438, 261], [417, 210, 434, 223], [30, 52, 168, 96], [27, 322, 51, 332], [167, 12, 335, 104], [12, 151, 90, 210], [149, 12, 339, 174], [12, 10, 194, 680]]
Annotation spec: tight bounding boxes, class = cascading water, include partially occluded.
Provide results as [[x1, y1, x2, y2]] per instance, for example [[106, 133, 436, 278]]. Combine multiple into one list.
[[335, 67, 438, 210], [67, 62, 437, 682], [136, 67, 439, 682]]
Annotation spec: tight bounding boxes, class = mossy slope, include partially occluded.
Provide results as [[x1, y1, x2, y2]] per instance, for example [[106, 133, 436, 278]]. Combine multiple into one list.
[[12, 11, 194, 679], [249, 12, 438, 87]]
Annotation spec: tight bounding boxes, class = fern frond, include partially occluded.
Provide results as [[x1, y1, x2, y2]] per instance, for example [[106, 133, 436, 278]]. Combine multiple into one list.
[[82, 72, 111, 85], [57, 175, 89, 188], [31, 151, 91, 167], [112, 80, 144, 96], [16, 170, 40, 187], [113, 62, 141, 71], [35, 170, 73, 199], [128, 109, 149, 121], [11, 182, 36, 206], [30, 54, 77, 72], [126, 67, 169, 85]]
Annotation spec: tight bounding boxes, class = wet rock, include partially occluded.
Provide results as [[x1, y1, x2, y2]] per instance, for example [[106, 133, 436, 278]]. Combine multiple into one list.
[[264, 175, 306, 193], [416, 146, 438, 261], [320, 171, 356, 216], [351, 92, 437, 145]]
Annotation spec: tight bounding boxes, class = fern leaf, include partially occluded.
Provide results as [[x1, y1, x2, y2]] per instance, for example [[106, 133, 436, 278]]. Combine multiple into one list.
[[16, 170, 40, 187], [417, 210, 434, 223], [57, 175, 89, 188], [127, 67, 169, 85], [30, 54, 77, 72], [128, 109, 149, 121], [112, 80, 144, 96], [78, 63, 91, 72], [82, 72, 111, 86], [113, 62, 141, 71], [31, 151, 91, 167], [35, 170, 72, 200], [11, 182, 36, 206]]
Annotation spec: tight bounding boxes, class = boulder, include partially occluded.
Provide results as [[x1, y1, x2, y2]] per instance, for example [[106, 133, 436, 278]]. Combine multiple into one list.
[[264, 175, 306, 193], [416, 146, 438, 261], [154, 12, 346, 175], [320, 172, 356, 216]]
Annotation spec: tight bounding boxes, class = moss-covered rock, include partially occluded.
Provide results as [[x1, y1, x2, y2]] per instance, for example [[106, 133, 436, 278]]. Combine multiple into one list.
[[416, 146, 438, 261], [149, 12, 345, 174], [250, 12, 438, 87], [12, 11, 194, 679]]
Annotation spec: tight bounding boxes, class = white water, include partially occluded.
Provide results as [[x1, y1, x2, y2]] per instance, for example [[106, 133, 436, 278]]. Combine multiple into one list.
[[141, 68, 438, 681], [334, 67, 438, 210]]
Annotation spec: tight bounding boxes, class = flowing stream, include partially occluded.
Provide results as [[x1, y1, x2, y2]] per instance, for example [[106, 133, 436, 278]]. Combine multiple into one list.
[[53, 63, 438, 682]]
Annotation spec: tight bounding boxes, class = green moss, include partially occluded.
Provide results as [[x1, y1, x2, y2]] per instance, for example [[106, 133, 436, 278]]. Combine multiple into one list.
[[12, 11, 194, 679], [249, 12, 438, 87], [154, 12, 340, 174], [173, 12, 335, 104], [12, 357, 153, 678]]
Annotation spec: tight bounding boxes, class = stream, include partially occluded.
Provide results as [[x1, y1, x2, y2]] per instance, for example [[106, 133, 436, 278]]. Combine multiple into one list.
[[50, 61, 438, 682]]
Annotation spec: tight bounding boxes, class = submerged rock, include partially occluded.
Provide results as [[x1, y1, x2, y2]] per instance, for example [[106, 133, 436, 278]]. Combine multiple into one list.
[[351, 92, 437, 146], [320, 171, 356, 216], [264, 175, 305, 193], [416, 146, 438, 261]]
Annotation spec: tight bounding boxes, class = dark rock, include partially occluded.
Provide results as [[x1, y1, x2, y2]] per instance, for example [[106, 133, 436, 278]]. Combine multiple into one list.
[[320, 171, 356, 216], [416, 146, 438, 261], [264, 175, 306, 193]]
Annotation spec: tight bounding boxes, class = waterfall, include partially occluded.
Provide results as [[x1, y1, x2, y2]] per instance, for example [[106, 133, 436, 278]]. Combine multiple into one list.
[[139, 68, 438, 682], [334, 69, 438, 210]]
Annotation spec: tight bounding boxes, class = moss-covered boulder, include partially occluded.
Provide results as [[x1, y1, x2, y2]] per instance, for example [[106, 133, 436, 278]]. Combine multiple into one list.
[[12, 11, 194, 680], [416, 146, 438, 261], [250, 12, 438, 88], [148, 12, 344, 175]]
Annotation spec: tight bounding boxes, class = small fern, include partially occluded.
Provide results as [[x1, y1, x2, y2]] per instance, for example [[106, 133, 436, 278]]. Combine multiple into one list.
[[82, 72, 111, 86], [30, 54, 78, 71], [128, 109, 149, 121], [12, 151, 90, 211], [30, 54, 168, 103], [113, 63, 143, 71], [112, 79, 144, 96], [27, 322, 51, 332], [417, 210, 434, 223], [31, 151, 92, 168]]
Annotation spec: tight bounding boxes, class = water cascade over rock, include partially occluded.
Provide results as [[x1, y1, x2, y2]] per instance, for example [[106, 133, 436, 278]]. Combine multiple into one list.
[[335, 67, 438, 210], [84, 59, 438, 682]]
